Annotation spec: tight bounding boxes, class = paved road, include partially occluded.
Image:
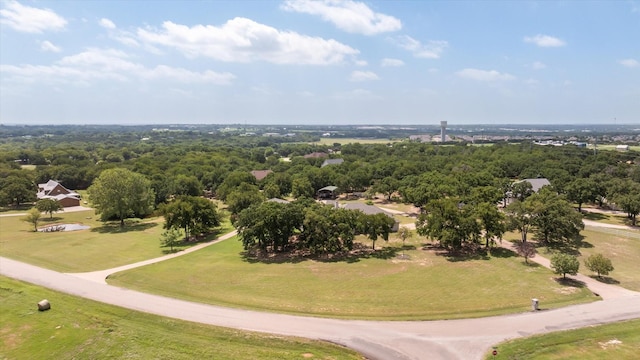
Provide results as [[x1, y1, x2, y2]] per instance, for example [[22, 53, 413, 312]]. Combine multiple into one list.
[[2, 256, 639, 360]]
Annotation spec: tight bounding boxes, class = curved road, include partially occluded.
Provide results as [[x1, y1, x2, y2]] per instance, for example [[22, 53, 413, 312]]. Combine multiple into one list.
[[2, 218, 640, 359]]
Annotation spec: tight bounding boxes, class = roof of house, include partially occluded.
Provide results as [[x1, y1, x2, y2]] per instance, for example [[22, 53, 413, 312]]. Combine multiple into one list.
[[250, 169, 273, 181], [342, 203, 394, 218], [321, 158, 344, 167], [318, 186, 338, 192], [516, 178, 551, 192], [267, 198, 290, 204], [37, 180, 77, 199], [303, 152, 328, 159]]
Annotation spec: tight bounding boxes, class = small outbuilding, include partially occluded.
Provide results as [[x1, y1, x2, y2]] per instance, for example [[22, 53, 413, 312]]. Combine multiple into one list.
[[321, 158, 344, 168], [317, 186, 339, 199]]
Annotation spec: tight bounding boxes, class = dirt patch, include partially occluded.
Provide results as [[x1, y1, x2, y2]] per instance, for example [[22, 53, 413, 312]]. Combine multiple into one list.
[[302, 353, 314, 358], [554, 286, 580, 295], [599, 339, 622, 349]]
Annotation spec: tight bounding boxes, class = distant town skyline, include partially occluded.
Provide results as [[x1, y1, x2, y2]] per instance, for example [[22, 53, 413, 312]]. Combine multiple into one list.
[[1, 1, 639, 125]]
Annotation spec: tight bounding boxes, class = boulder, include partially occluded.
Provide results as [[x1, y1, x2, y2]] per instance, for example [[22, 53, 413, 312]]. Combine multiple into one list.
[[37, 299, 51, 311]]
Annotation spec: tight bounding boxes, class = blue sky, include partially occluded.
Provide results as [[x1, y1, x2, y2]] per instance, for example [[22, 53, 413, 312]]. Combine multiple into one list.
[[1, 0, 638, 125]]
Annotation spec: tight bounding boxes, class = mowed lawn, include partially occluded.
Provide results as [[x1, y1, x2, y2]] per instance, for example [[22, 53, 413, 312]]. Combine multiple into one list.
[[0, 210, 233, 273], [108, 237, 596, 320], [578, 227, 640, 291], [486, 318, 640, 359], [0, 276, 362, 360]]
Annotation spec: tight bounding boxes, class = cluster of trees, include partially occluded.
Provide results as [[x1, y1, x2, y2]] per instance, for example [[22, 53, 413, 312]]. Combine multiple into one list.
[[235, 199, 395, 254]]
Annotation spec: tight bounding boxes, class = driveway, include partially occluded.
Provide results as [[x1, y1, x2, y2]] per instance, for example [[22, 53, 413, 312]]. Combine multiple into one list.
[[2, 256, 639, 360]]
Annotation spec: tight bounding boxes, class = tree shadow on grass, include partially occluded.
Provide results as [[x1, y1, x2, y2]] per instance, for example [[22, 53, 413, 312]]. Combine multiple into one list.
[[489, 247, 517, 258], [583, 212, 608, 221], [554, 277, 586, 288], [421, 243, 492, 262], [589, 275, 620, 285], [92, 222, 158, 234], [240, 243, 401, 264], [41, 216, 64, 223]]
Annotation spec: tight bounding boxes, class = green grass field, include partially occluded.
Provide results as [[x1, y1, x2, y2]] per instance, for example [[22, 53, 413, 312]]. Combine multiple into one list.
[[582, 210, 633, 226], [0, 210, 233, 272], [486, 318, 640, 359], [577, 227, 640, 291], [108, 236, 596, 320], [0, 276, 362, 360]]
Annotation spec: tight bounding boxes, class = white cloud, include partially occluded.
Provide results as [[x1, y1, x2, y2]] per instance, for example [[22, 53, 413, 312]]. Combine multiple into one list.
[[619, 58, 639, 68], [333, 88, 381, 100], [531, 61, 546, 70], [354, 59, 368, 66], [281, 0, 401, 35], [381, 58, 404, 67], [99, 18, 116, 29], [456, 68, 516, 81], [137, 17, 359, 65], [349, 70, 379, 82], [0, 0, 67, 33], [1, 48, 236, 85], [524, 34, 566, 47], [40, 40, 61, 53], [395, 35, 448, 59]]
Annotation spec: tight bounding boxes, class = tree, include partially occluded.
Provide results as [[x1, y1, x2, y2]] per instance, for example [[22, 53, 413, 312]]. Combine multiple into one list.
[[531, 190, 584, 245], [22, 208, 41, 232], [515, 241, 536, 264], [36, 198, 63, 219], [291, 176, 315, 199], [88, 168, 155, 226], [359, 212, 395, 250], [550, 253, 580, 279], [262, 183, 281, 199], [475, 202, 506, 248], [505, 200, 535, 242], [162, 196, 221, 241], [584, 253, 614, 278], [397, 227, 413, 248], [0, 175, 36, 207], [416, 198, 480, 250], [614, 192, 640, 227], [174, 175, 203, 197], [511, 181, 533, 202], [565, 178, 595, 212], [373, 177, 400, 201], [236, 200, 304, 252], [226, 183, 264, 215], [160, 228, 181, 253]]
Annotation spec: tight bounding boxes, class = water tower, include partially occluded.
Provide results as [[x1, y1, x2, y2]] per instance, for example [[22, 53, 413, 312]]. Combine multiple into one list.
[[440, 121, 447, 143]]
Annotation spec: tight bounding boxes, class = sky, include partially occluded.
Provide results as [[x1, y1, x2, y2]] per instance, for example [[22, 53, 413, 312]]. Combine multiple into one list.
[[0, 0, 639, 126]]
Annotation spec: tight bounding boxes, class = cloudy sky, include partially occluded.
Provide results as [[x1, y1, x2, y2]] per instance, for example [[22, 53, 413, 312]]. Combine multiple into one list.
[[1, 0, 638, 125]]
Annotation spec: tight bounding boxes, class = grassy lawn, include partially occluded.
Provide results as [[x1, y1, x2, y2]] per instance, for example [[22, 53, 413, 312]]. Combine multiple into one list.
[[576, 228, 640, 291], [0, 276, 362, 360], [485, 318, 640, 359], [582, 210, 632, 227], [0, 210, 233, 273], [108, 236, 596, 320]]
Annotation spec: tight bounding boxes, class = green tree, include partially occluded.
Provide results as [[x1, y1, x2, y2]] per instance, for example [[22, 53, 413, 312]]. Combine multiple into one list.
[[511, 181, 534, 202], [0, 175, 36, 207], [226, 183, 264, 215], [236, 200, 304, 252], [584, 253, 614, 278], [36, 198, 63, 219], [291, 176, 315, 199], [216, 171, 256, 201], [162, 196, 221, 241], [614, 192, 640, 226], [531, 190, 584, 246], [88, 168, 155, 226], [262, 183, 281, 199], [160, 228, 182, 253], [21, 208, 41, 232], [416, 198, 480, 250], [550, 253, 580, 279], [565, 178, 595, 212], [475, 202, 506, 248], [505, 200, 535, 242], [174, 175, 203, 197], [358, 212, 395, 250]]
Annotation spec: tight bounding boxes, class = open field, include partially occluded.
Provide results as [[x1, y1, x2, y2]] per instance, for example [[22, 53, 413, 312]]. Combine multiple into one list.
[[0, 276, 362, 360], [485, 318, 640, 359], [0, 210, 233, 273], [108, 236, 596, 320], [576, 228, 640, 291], [587, 144, 640, 152]]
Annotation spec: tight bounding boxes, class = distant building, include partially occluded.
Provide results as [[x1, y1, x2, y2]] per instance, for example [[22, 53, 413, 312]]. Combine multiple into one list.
[[342, 203, 399, 232], [304, 152, 328, 159], [317, 186, 339, 199], [250, 170, 273, 181], [321, 158, 344, 168], [514, 178, 551, 193], [616, 145, 629, 151], [37, 180, 81, 207]]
